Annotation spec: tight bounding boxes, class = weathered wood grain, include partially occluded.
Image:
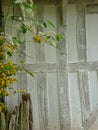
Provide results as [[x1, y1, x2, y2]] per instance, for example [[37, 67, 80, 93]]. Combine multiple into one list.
[[83, 105, 98, 130], [9, 114, 16, 130], [22, 101, 30, 130], [78, 70, 90, 124], [19, 102, 23, 130], [69, 61, 98, 71], [33, 0, 60, 5], [0, 112, 6, 130], [0, 94, 33, 130], [76, 3, 87, 61], [56, 1, 71, 130], [18, 72, 28, 90], [37, 73, 48, 130], [68, 0, 98, 4], [15, 107, 19, 130], [35, 5, 49, 130], [87, 4, 98, 14], [24, 63, 57, 72], [18, 39, 27, 87]]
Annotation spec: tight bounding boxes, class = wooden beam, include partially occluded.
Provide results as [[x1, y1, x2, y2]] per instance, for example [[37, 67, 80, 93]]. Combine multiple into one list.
[[87, 4, 98, 14], [68, 0, 98, 4], [23, 60, 98, 72], [78, 70, 90, 124], [18, 42, 28, 91], [33, 0, 60, 5], [83, 105, 98, 130], [35, 5, 49, 130], [25, 63, 57, 72], [76, 3, 87, 61], [69, 61, 98, 71], [0, 113, 6, 130], [56, 0, 71, 130]]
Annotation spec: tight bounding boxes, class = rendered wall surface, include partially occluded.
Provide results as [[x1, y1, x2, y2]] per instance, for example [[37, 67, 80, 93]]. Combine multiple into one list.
[[2, 1, 98, 130]]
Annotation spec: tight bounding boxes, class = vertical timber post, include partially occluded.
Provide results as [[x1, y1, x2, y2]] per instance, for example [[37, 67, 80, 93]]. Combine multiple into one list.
[[56, 0, 71, 130], [35, 5, 48, 130], [76, 3, 87, 61], [76, 2, 90, 126]]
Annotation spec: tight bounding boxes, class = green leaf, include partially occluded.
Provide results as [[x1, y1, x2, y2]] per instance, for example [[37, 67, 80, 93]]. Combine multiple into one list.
[[7, 51, 13, 57], [37, 21, 47, 28], [0, 27, 3, 33], [12, 37, 17, 40], [42, 22, 47, 28], [8, 87, 13, 89], [55, 35, 60, 41], [59, 34, 64, 39], [1, 14, 4, 18], [47, 21, 55, 28], [10, 16, 15, 21], [18, 41, 24, 44], [23, 3, 32, 9], [12, 37, 23, 44], [46, 36, 51, 39], [13, 2, 20, 8], [21, 25, 27, 34], [55, 34, 63, 41]]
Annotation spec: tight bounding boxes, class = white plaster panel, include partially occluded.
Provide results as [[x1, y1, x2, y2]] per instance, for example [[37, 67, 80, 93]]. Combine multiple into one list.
[[27, 74, 40, 130], [69, 72, 82, 129], [67, 5, 78, 63], [86, 14, 98, 61], [47, 73, 60, 130], [25, 31, 33, 42], [7, 75, 19, 111], [88, 71, 98, 111], [26, 42, 36, 63], [43, 5, 57, 63]]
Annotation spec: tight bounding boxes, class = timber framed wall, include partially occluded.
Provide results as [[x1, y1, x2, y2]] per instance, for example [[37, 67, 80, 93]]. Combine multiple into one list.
[[67, 1, 98, 130], [2, 0, 98, 130]]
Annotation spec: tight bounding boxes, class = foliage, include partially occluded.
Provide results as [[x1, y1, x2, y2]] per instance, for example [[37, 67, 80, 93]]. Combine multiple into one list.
[[0, 0, 63, 113]]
